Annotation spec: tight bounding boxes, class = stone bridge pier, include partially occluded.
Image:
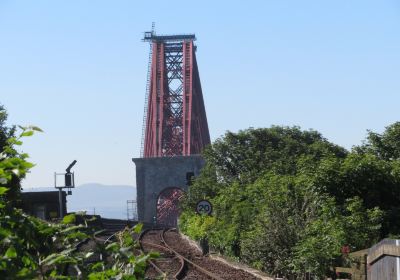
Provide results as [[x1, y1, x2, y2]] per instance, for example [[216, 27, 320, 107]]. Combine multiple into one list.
[[132, 155, 205, 225]]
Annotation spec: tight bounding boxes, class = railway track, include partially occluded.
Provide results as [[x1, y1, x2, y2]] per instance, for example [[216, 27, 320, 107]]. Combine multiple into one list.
[[140, 228, 224, 279], [139, 228, 259, 280], [101, 218, 136, 235], [65, 218, 138, 277], [139, 229, 186, 279], [70, 222, 260, 279], [65, 227, 118, 276]]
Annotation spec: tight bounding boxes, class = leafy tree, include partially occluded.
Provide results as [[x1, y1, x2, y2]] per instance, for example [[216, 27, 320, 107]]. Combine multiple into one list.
[[184, 126, 347, 209], [292, 197, 382, 277], [356, 122, 400, 160], [0, 104, 15, 151], [180, 125, 391, 278], [312, 152, 400, 236], [0, 105, 20, 205], [203, 126, 347, 185]]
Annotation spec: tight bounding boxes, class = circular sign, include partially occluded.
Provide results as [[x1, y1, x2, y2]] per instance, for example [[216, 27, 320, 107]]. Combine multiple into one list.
[[196, 200, 212, 215]]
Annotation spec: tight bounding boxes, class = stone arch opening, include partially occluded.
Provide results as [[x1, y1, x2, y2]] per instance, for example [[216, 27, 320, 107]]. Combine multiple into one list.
[[156, 187, 185, 227]]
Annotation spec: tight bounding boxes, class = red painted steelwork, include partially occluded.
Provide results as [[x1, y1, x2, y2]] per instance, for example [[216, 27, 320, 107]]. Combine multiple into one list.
[[156, 188, 185, 226], [143, 36, 210, 157]]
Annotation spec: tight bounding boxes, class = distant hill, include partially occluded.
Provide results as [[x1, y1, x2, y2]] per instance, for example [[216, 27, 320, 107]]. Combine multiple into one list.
[[23, 183, 137, 219]]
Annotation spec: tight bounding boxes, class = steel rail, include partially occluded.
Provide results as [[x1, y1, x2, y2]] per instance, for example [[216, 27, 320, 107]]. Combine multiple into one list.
[[161, 228, 224, 280], [139, 229, 185, 279], [141, 240, 186, 279]]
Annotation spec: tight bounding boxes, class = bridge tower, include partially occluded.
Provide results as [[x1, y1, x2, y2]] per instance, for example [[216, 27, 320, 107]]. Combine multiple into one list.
[[141, 30, 210, 157], [133, 28, 210, 226]]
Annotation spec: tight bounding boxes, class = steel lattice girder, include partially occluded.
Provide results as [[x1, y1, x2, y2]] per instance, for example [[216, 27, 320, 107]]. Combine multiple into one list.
[[156, 188, 184, 226], [143, 38, 210, 157]]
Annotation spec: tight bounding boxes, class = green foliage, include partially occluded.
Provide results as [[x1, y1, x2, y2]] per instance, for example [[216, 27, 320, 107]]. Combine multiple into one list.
[[356, 122, 400, 160], [62, 214, 77, 225], [0, 121, 152, 279], [179, 212, 216, 240], [0, 105, 16, 153], [203, 126, 347, 184], [180, 125, 397, 278], [292, 197, 382, 277], [341, 198, 383, 249], [312, 153, 400, 235], [0, 107, 33, 207]]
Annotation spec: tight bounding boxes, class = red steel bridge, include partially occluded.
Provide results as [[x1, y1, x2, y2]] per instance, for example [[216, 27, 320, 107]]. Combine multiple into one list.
[[138, 27, 210, 226], [141, 28, 210, 158]]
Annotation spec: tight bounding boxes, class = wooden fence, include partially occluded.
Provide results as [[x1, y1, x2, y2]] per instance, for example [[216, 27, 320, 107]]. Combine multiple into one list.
[[334, 239, 400, 280], [335, 249, 368, 280]]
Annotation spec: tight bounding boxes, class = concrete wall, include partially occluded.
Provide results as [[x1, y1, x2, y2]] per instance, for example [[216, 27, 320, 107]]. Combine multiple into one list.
[[132, 155, 205, 224]]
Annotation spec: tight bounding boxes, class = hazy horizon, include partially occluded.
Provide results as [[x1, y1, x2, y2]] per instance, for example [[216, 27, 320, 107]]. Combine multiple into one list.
[[23, 183, 137, 219], [22, 182, 136, 191]]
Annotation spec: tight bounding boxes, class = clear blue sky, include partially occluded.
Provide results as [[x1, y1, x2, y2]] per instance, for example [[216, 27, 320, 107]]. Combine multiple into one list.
[[1, 0, 399, 188]]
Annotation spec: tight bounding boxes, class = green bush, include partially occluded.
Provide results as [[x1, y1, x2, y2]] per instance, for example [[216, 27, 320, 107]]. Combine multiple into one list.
[[180, 125, 395, 278]]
